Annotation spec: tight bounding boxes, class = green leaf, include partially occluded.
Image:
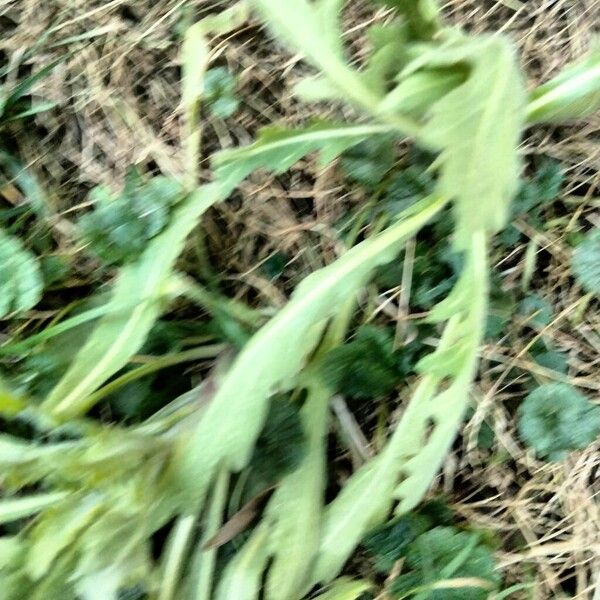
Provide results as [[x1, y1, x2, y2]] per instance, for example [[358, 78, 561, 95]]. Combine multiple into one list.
[[571, 229, 600, 294], [311, 232, 488, 584], [214, 525, 270, 600], [174, 195, 447, 508], [263, 379, 330, 600], [0, 58, 62, 122], [249, 395, 306, 488], [253, 0, 381, 112], [0, 492, 69, 525], [378, 69, 465, 119], [527, 47, 600, 124], [27, 496, 103, 580], [203, 68, 240, 119], [312, 577, 373, 600], [532, 350, 568, 376], [213, 122, 391, 189], [390, 526, 499, 600], [411, 35, 527, 247], [320, 326, 401, 399], [518, 383, 600, 461], [362, 513, 431, 573], [339, 136, 395, 187], [511, 159, 564, 216], [380, 0, 442, 41], [42, 182, 230, 419], [0, 228, 43, 318], [518, 294, 553, 328], [78, 172, 185, 266]]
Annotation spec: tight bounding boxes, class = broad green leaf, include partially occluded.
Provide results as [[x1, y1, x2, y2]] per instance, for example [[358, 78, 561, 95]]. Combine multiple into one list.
[[0, 228, 43, 318], [42, 182, 230, 419], [264, 379, 330, 600], [527, 47, 600, 125], [212, 122, 391, 189], [312, 577, 372, 600], [362, 24, 409, 96], [76, 564, 128, 600], [311, 232, 488, 583], [0, 492, 69, 525], [214, 525, 270, 600], [409, 36, 527, 247], [293, 76, 341, 103], [174, 195, 448, 507], [0, 150, 50, 217]]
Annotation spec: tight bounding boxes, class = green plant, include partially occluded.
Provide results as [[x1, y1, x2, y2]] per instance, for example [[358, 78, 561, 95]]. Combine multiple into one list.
[[518, 383, 600, 461], [320, 326, 402, 399], [390, 527, 499, 600], [571, 228, 600, 294], [2, 0, 600, 598], [79, 170, 185, 266], [203, 67, 241, 119], [0, 229, 43, 318]]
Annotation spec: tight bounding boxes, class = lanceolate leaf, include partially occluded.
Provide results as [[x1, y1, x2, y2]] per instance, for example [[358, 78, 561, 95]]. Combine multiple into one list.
[[311, 232, 488, 583], [42, 182, 231, 419], [173, 195, 448, 507], [0, 492, 69, 525], [411, 36, 527, 247], [264, 378, 330, 600], [214, 525, 270, 600], [212, 123, 391, 189]]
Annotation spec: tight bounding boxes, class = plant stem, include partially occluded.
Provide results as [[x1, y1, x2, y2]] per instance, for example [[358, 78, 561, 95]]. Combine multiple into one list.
[[83, 344, 226, 406]]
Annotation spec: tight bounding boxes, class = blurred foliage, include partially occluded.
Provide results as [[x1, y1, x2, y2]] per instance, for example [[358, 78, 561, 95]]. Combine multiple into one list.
[[339, 136, 396, 188], [518, 383, 600, 461], [78, 169, 184, 266], [362, 499, 454, 573], [320, 325, 425, 400], [390, 526, 500, 599], [203, 67, 240, 119], [571, 228, 600, 294], [0, 229, 43, 318], [248, 395, 306, 488]]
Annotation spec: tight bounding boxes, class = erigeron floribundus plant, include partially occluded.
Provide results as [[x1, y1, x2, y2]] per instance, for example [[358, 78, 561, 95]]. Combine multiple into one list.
[[0, 1, 599, 598]]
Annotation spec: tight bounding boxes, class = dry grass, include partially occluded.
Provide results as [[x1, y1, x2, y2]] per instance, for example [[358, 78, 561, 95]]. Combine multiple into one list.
[[1, 0, 599, 597]]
